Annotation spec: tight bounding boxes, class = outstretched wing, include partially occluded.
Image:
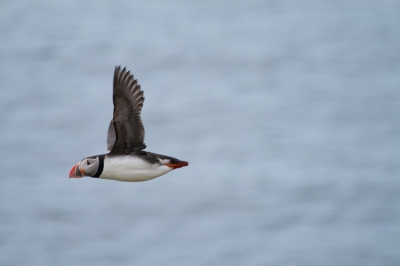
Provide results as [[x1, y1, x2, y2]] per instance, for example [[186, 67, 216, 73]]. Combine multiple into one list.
[[106, 120, 116, 152], [108, 66, 146, 155]]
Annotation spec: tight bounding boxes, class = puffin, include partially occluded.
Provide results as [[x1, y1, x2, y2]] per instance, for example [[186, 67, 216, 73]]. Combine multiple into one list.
[[69, 66, 188, 182]]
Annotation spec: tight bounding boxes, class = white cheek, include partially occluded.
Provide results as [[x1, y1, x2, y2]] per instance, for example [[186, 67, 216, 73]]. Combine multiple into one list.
[[79, 161, 86, 171]]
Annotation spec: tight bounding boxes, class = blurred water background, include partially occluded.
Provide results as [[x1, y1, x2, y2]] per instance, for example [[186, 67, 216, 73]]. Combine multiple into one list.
[[1, 1, 400, 265]]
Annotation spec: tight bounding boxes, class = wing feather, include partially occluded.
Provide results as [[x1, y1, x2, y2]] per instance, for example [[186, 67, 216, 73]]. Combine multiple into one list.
[[108, 66, 146, 154], [106, 120, 116, 152]]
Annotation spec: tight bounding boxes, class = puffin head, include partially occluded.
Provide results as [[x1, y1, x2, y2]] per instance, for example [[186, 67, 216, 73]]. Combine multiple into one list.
[[69, 156, 101, 178]]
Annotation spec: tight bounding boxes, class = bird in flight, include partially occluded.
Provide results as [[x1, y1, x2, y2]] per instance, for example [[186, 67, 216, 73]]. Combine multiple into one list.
[[69, 66, 188, 182]]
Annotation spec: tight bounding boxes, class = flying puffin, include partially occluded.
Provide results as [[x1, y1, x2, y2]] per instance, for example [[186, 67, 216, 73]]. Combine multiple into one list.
[[69, 66, 188, 182]]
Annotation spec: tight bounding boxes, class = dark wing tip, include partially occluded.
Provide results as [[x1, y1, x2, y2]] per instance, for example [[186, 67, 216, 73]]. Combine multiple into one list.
[[114, 67, 144, 107]]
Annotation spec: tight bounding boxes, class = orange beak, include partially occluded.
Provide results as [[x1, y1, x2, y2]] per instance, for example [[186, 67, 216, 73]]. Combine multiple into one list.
[[69, 163, 82, 178]]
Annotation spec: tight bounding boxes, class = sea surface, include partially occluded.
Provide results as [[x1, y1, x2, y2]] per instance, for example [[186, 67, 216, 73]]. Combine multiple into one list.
[[1, 1, 399, 265]]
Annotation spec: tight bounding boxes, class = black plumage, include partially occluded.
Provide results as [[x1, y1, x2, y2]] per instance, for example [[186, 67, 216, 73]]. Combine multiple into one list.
[[108, 66, 146, 154]]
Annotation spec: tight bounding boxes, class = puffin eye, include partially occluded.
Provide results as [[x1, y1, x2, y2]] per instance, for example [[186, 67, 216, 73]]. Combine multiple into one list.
[[78, 158, 99, 176], [86, 158, 96, 166]]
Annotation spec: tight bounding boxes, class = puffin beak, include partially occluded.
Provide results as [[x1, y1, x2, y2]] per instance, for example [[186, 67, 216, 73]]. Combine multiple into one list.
[[69, 163, 83, 178]]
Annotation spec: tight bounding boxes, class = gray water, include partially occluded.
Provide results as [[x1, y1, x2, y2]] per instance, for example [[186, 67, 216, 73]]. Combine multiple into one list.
[[1, 1, 399, 265]]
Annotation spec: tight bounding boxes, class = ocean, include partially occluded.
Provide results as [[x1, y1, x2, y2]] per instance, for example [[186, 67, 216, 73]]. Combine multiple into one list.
[[0, 1, 399, 265]]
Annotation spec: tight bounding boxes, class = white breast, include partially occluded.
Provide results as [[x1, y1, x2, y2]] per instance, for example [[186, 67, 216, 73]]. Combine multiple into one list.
[[100, 156, 173, 182]]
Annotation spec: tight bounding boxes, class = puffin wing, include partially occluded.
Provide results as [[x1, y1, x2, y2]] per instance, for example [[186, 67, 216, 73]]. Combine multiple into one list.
[[108, 66, 146, 155], [106, 120, 116, 152]]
